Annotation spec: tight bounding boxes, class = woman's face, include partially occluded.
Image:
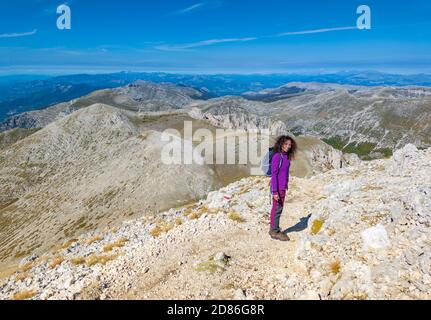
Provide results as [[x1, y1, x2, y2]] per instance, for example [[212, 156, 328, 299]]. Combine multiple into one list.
[[282, 140, 292, 153]]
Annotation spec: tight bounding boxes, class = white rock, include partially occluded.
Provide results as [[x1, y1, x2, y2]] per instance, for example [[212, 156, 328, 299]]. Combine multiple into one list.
[[361, 224, 390, 250], [234, 289, 246, 300]]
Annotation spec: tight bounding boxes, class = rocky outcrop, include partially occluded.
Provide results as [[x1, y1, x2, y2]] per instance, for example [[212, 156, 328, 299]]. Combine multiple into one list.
[[293, 144, 430, 299], [191, 83, 431, 154], [188, 98, 290, 136], [1, 144, 429, 300]]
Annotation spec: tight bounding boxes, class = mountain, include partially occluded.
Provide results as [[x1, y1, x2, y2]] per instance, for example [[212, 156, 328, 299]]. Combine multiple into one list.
[[0, 104, 217, 269], [0, 99, 357, 270], [0, 81, 208, 131], [192, 83, 431, 158], [3, 80, 430, 161], [1, 71, 431, 122], [0, 75, 50, 86], [0, 144, 429, 300]]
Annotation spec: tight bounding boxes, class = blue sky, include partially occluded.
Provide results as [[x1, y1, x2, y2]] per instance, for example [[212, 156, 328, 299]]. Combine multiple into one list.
[[0, 0, 430, 75]]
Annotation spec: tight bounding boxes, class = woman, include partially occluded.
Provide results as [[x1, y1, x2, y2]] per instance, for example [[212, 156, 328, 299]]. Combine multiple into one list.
[[269, 135, 297, 241]]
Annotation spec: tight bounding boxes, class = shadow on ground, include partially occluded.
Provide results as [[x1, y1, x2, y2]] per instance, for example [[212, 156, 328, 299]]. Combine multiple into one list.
[[283, 214, 311, 234]]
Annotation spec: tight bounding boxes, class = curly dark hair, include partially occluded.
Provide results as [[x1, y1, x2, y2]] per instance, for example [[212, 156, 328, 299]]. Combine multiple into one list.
[[273, 135, 297, 160]]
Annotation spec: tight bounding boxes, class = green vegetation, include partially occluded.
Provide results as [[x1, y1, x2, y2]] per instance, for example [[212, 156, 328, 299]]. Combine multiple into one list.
[[311, 219, 324, 235], [323, 136, 393, 160], [195, 254, 229, 274]]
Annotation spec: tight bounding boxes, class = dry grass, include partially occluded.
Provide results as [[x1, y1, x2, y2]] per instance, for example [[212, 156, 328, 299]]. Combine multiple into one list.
[[103, 238, 129, 252], [183, 205, 218, 220], [85, 235, 103, 245], [221, 282, 236, 290], [86, 254, 119, 267], [187, 206, 207, 220], [181, 203, 197, 217], [19, 262, 34, 273], [15, 272, 30, 281], [352, 294, 369, 300], [361, 185, 383, 192], [11, 290, 37, 300], [49, 256, 65, 269], [36, 256, 50, 264], [71, 257, 86, 266], [195, 259, 225, 274], [195, 254, 228, 274], [360, 212, 388, 226], [311, 219, 324, 235], [227, 211, 245, 223], [149, 222, 174, 238], [175, 217, 183, 225], [329, 260, 341, 274], [239, 186, 250, 194], [0, 265, 20, 280], [61, 239, 78, 250]]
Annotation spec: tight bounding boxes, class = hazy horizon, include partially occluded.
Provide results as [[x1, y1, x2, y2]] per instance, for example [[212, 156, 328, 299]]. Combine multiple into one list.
[[1, 68, 431, 78]]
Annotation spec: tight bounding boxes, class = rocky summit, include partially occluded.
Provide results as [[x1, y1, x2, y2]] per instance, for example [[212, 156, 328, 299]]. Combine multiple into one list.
[[0, 144, 429, 300]]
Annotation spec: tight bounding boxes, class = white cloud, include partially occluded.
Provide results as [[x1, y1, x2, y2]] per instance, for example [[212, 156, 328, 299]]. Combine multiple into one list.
[[156, 25, 360, 51], [156, 37, 257, 51], [277, 26, 357, 36], [167, 2, 206, 16], [0, 29, 38, 39]]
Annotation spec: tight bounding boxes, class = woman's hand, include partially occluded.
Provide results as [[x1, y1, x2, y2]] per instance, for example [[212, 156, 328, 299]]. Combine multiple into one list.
[[273, 194, 279, 201]]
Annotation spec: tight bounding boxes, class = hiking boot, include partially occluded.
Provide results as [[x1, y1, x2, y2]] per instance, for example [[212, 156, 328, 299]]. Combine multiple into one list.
[[269, 230, 280, 239], [274, 232, 290, 242]]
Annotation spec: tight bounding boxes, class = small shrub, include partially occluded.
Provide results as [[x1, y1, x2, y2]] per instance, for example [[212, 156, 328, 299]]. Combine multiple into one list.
[[311, 219, 324, 235], [71, 257, 86, 266], [61, 239, 78, 249], [353, 294, 369, 300], [329, 260, 341, 274], [195, 260, 220, 274], [11, 290, 37, 300], [19, 262, 34, 273], [86, 254, 119, 267], [195, 260, 225, 274], [227, 212, 245, 223], [195, 255, 228, 274], [103, 238, 129, 252], [49, 256, 65, 269], [86, 235, 103, 245], [15, 272, 30, 281], [149, 225, 163, 238], [149, 222, 174, 238]]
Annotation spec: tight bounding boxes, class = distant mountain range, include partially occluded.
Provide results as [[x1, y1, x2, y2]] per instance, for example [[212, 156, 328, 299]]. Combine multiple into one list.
[[2, 80, 430, 161], [1, 70, 431, 122]]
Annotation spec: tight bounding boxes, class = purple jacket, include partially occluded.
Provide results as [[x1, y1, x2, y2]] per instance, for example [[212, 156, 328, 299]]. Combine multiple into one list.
[[271, 152, 290, 195]]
